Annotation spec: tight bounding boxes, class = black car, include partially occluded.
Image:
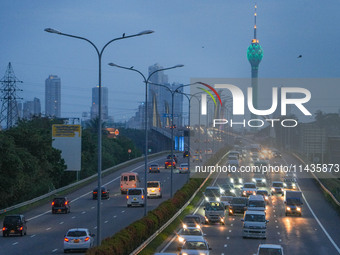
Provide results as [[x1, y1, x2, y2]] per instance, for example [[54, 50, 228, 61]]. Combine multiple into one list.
[[52, 197, 71, 214], [167, 154, 178, 163], [2, 215, 27, 237], [228, 197, 248, 215], [93, 186, 110, 199], [183, 150, 190, 158]]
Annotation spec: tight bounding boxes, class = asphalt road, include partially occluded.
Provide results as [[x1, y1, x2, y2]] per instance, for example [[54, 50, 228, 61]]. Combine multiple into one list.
[[158, 152, 340, 255], [0, 154, 191, 255]]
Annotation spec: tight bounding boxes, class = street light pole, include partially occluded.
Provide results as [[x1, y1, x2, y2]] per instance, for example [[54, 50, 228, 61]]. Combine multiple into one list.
[[45, 28, 154, 245], [108, 63, 184, 215]]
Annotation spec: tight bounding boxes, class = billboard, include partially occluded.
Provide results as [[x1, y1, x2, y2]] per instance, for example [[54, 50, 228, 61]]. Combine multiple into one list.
[[52, 124, 82, 171]]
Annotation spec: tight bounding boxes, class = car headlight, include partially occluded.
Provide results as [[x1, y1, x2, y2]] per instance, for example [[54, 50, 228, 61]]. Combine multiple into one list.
[[271, 188, 275, 192], [231, 189, 235, 193], [182, 253, 188, 255], [196, 224, 201, 229], [239, 178, 243, 183], [216, 197, 221, 202], [286, 207, 291, 210], [205, 197, 209, 201], [183, 224, 187, 229], [230, 179, 234, 183], [229, 209, 233, 213], [243, 191, 246, 195], [262, 179, 266, 182], [265, 196, 268, 200], [220, 188, 225, 194], [178, 236, 185, 243], [297, 207, 301, 211], [252, 178, 256, 182]]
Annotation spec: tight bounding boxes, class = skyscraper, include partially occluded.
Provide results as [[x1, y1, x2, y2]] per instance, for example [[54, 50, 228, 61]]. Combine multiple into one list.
[[247, 4, 263, 117], [91, 86, 108, 120], [45, 75, 61, 117], [23, 97, 41, 119]]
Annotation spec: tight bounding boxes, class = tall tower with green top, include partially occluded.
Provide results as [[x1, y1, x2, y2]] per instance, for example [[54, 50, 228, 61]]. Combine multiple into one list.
[[247, 4, 263, 115]]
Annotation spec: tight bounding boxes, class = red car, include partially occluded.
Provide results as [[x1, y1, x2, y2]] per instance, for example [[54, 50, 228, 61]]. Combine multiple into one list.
[[165, 159, 176, 169]]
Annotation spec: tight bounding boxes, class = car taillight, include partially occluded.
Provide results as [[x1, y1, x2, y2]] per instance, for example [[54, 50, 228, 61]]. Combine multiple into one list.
[[64, 237, 69, 242], [2, 227, 6, 231], [84, 237, 90, 242], [126, 196, 129, 199], [159, 188, 161, 192], [19, 227, 23, 231], [141, 195, 144, 199], [51, 201, 55, 206], [134, 184, 136, 187], [65, 201, 68, 205], [93, 192, 98, 194]]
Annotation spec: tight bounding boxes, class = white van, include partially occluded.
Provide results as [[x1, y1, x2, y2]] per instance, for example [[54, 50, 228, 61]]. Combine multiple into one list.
[[126, 188, 145, 207], [147, 181, 162, 198], [248, 195, 266, 212], [120, 172, 140, 194], [242, 210, 268, 239]]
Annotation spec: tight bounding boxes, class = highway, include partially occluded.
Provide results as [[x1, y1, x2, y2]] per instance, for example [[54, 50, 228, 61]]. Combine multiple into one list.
[[0, 154, 190, 255], [158, 152, 340, 255]]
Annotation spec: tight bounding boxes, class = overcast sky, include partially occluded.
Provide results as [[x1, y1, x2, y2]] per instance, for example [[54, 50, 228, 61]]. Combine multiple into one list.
[[1, 0, 339, 122]]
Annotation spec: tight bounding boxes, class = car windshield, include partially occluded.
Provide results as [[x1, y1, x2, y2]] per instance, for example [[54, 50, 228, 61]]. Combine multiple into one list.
[[231, 198, 247, 204], [273, 182, 283, 187], [183, 241, 208, 250], [150, 164, 158, 167], [258, 248, 283, 255], [244, 184, 256, 189], [244, 214, 266, 222], [147, 182, 159, 188], [4, 216, 21, 224], [128, 189, 141, 195], [67, 230, 87, 237], [184, 216, 199, 224], [286, 198, 301, 205], [180, 164, 188, 167], [249, 200, 265, 207], [205, 189, 220, 197], [205, 202, 224, 211], [182, 228, 202, 236]]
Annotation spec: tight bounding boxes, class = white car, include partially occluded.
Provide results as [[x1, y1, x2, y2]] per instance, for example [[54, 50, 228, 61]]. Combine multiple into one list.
[[127, 188, 145, 207], [257, 244, 284, 255], [179, 163, 189, 174], [147, 181, 162, 198], [179, 239, 211, 255], [63, 228, 94, 253], [177, 227, 205, 245]]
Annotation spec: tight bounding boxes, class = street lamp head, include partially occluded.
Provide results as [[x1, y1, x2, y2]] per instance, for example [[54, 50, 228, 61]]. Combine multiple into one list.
[[108, 62, 118, 67], [137, 30, 155, 36], [44, 28, 61, 34], [173, 64, 184, 68]]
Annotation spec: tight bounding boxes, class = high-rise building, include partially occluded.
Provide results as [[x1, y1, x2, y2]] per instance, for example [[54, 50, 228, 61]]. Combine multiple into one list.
[[23, 97, 41, 119], [45, 75, 61, 117], [247, 4, 263, 118], [91, 86, 108, 120]]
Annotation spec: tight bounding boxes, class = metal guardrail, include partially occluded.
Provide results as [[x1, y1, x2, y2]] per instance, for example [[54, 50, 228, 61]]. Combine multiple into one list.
[[292, 153, 340, 207], [130, 151, 229, 255], [0, 151, 168, 215]]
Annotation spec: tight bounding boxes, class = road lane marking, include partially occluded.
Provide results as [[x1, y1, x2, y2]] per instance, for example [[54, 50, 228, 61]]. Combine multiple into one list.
[[72, 216, 76, 219], [59, 222, 64, 225], [113, 215, 117, 218], [46, 227, 51, 231], [30, 235, 36, 238], [227, 237, 230, 240], [224, 244, 228, 247], [91, 206, 95, 209], [12, 242, 18, 245], [81, 211, 86, 214], [52, 249, 58, 253], [121, 210, 125, 213], [105, 220, 108, 223]]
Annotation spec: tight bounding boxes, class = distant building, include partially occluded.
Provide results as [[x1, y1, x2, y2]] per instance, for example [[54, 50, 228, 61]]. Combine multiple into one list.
[[45, 75, 61, 117], [127, 102, 145, 129], [91, 86, 108, 120], [23, 97, 41, 119]]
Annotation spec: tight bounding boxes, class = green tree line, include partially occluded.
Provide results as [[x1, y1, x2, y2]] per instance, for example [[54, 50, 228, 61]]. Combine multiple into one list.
[[0, 117, 141, 209]]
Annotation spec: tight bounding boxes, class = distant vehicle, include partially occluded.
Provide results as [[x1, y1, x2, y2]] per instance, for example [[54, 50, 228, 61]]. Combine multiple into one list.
[[126, 188, 145, 207], [120, 172, 140, 194], [178, 239, 211, 255], [52, 197, 70, 214], [252, 173, 267, 187], [165, 159, 176, 169], [284, 190, 303, 216], [284, 180, 297, 190], [63, 228, 95, 253], [177, 226, 205, 245], [257, 244, 284, 255], [229, 197, 248, 215], [241, 182, 257, 197], [220, 183, 235, 195], [204, 186, 221, 202], [227, 158, 239, 168], [149, 163, 160, 173], [229, 176, 243, 186], [92, 186, 110, 200], [256, 190, 270, 204], [2, 215, 27, 237], [183, 150, 190, 158], [204, 201, 226, 225], [228, 151, 240, 159], [147, 181, 162, 198], [179, 163, 189, 174], [167, 154, 178, 163], [182, 214, 206, 228], [273, 150, 282, 158], [271, 181, 284, 196], [206, 148, 213, 155], [248, 195, 266, 212], [192, 154, 203, 162], [242, 210, 269, 239]]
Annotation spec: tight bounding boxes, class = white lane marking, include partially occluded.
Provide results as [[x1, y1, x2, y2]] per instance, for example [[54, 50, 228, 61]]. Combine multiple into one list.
[[113, 215, 117, 218], [231, 224, 233, 226], [27, 210, 50, 221], [59, 222, 64, 225], [276, 225, 279, 228], [81, 211, 86, 214], [94, 226, 97, 229], [224, 244, 228, 248], [279, 239, 282, 242], [227, 237, 230, 240], [30, 235, 36, 238], [52, 249, 58, 253], [283, 156, 340, 254], [278, 232, 280, 235], [229, 230, 232, 232], [121, 210, 125, 213], [12, 242, 18, 245], [46, 227, 51, 231], [72, 216, 76, 219], [104, 220, 108, 224], [91, 206, 95, 209]]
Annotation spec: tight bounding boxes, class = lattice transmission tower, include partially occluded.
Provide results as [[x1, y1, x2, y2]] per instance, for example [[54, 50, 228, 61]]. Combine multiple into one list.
[[0, 62, 23, 129]]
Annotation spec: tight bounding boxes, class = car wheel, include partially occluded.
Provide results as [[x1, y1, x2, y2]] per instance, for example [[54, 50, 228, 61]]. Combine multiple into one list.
[[3, 232, 6, 237], [127, 204, 131, 207], [20, 230, 23, 236], [159, 195, 162, 198], [141, 204, 145, 207], [64, 249, 68, 253]]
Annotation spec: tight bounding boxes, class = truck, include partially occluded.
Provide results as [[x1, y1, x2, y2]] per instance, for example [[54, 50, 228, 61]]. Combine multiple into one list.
[[284, 190, 303, 216], [204, 201, 226, 225]]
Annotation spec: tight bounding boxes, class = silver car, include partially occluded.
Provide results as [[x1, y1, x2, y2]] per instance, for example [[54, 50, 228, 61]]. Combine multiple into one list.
[[63, 228, 94, 253], [127, 188, 145, 207], [179, 239, 211, 255]]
